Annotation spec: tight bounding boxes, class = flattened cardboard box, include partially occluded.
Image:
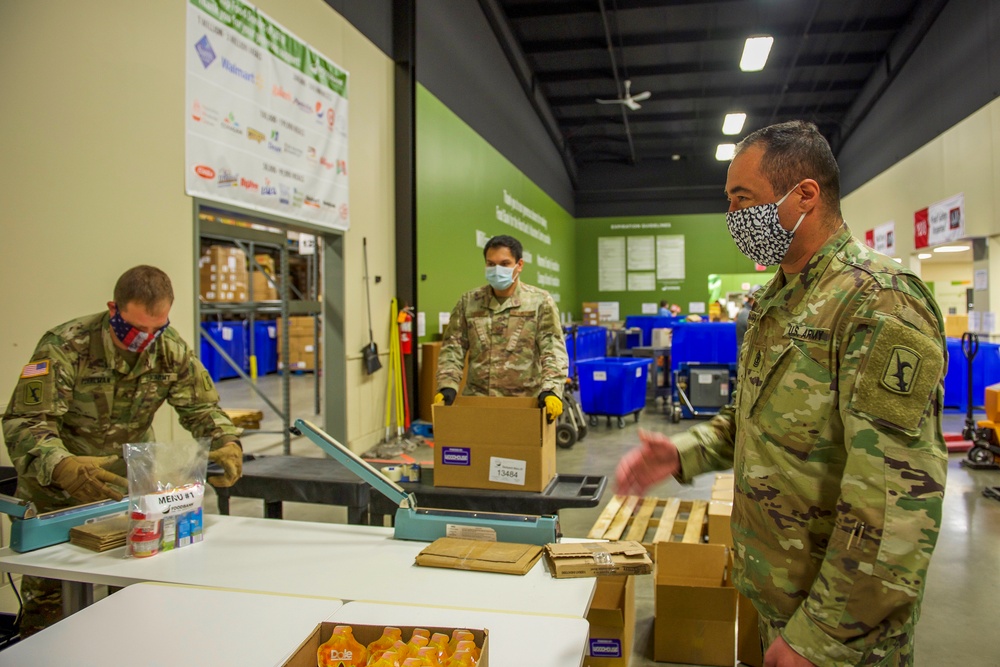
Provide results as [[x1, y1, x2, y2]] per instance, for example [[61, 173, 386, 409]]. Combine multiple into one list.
[[415, 537, 543, 575], [283, 622, 489, 667], [433, 396, 556, 492], [545, 540, 652, 578], [584, 575, 635, 667]]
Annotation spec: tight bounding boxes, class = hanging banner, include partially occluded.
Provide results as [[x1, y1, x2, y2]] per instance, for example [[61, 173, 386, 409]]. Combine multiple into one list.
[[863, 221, 896, 255], [185, 0, 349, 231], [914, 193, 964, 249]]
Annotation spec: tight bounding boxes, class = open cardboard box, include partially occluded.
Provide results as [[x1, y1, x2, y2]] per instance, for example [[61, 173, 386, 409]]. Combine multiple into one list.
[[283, 622, 489, 667], [545, 541, 652, 578], [433, 396, 556, 492], [654, 541, 737, 667], [584, 575, 636, 667]]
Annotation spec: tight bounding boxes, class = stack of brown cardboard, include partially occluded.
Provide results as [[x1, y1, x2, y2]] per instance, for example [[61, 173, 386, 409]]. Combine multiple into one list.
[[277, 316, 320, 371], [251, 253, 279, 301], [199, 246, 248, 302]]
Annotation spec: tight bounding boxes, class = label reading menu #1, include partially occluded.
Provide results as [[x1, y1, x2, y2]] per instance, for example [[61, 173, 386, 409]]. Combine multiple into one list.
[[489, 456, 526, 486]]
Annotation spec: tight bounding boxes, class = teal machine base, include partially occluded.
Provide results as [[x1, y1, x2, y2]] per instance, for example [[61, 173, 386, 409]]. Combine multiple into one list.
[[294, 419, 559, 546], [1, 495, 129, 553]]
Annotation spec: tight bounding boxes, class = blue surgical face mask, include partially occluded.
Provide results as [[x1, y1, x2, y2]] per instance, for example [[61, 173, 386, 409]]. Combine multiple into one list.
[[109, 306, 169, 353], [485, 265, 516, 291]]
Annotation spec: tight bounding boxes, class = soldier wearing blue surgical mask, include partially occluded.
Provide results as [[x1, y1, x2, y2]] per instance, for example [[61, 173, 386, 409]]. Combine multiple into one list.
[[435, 235, 569, 423]]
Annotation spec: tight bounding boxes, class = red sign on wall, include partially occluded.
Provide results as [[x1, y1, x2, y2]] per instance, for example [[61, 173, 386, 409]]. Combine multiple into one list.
[[914, 208, 930, 249]]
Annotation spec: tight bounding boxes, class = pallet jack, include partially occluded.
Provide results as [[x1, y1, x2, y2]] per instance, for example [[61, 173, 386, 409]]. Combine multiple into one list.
[[555, 325, 589, 449], [957, 332, 1000, 501]]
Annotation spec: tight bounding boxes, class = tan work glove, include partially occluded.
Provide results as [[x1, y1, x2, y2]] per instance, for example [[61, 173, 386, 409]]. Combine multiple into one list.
[[538, 391, 563, 423], [51, 455, 127, 504], [208, 441, 243, 488]]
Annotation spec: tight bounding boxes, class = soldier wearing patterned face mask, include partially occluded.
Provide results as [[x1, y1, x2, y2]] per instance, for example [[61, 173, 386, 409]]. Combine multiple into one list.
[[3, 265, 243, 637], [616, 121, 947, 667], [434, 235, 569, 423]]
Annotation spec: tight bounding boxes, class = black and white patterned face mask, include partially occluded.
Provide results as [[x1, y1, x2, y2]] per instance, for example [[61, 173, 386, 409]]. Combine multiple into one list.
[[726, 185, 805, 266]]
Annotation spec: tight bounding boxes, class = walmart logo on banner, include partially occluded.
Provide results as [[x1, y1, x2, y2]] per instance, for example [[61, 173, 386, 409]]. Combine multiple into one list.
[[195, 35, 216, 69]]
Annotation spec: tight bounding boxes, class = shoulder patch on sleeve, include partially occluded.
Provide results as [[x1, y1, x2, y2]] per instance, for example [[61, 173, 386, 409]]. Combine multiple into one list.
[[20, 360, 50, 378], [851, 316, 943, 433]]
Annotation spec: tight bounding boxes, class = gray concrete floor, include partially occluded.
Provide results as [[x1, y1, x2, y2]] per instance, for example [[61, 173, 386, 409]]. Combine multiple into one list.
[[215, 375, 1000, 667]]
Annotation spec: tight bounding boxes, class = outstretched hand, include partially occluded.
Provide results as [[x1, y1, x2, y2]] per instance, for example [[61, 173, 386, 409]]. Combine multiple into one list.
[[614, 429, 681, 496]]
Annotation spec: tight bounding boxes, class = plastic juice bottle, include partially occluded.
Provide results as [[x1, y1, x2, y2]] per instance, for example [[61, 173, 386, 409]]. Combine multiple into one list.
[[400, 660, 423, 667], [454, 641, 480, 663], [410, 628, 430, 641], [447, 630, 473, 656], [404, 634, 428, 658], [444, 650, 476, 667], [387, 640, 410, 662], [367, 650, 400, 667], [317, 625, 367, 666], [367, 627, 402, 657], [414, 647, 444, 667], [427, 633, 450, 661]]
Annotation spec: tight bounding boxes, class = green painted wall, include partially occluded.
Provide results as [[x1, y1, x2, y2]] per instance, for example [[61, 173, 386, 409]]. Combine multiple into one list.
[[417, 86, 577, 341], [575, 215, 771, 318]]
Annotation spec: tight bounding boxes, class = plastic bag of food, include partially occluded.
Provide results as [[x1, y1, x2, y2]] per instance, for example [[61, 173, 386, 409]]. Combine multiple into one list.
[[122, 439, 208, 559]]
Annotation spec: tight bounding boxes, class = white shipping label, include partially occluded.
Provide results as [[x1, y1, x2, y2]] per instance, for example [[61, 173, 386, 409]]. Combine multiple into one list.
[[136, 483, 205, 518], [698, 374, 713, 384], [267, 326, 276, 338], [594, 371, 607, 381], [222, 327, 233, 341], [228, 257, 237, 269], [636, 367, 642, 378], [304, 345, 315, 352], [489, 456, 527, 486], [446, 524, 497, 541], [721, 383, 729, 396]]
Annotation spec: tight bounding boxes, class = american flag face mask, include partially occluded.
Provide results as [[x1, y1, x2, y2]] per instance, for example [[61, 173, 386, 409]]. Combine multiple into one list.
[[109, 306, 169, 354]]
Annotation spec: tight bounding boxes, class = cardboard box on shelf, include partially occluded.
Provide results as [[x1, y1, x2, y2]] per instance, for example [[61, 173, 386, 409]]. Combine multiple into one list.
[[584, 575, 636, 667], [282, 622, 489, 667], [251, 271, 278, 300], [432, 396, 556, 492], [653, 541, 737, 666], [199, 246, 249, 303], [944, 314, 968, 339], [582, 302, 601, 325], [545, 541, 652, 578]]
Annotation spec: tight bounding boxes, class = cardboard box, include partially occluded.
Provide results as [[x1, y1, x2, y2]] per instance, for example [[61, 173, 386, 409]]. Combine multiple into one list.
[[711, 473, 735, 502], [415, 537, 543, 575], [584, 575, 635, 667], [651, 327, 672, 348], [283, 622, 489, 667], [738, 593, 764, 667], [944, 314, 968, 339], [419, 342, 442, 422], [707, 499, 733, 548], [545, 541, 652, 578], [654, 541, 737, 666], [251, 271, 278, 300], [582, 302, 601, 325], [432, 396, 556, 492]]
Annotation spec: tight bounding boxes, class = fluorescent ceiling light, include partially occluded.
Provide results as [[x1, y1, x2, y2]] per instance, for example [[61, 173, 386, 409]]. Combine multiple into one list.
[[716, 143, 736, 161], [933, 245, 970, 253], [917, 253, 933, 260], [722, 113, 747, 135], [740, 36, 773, 72]]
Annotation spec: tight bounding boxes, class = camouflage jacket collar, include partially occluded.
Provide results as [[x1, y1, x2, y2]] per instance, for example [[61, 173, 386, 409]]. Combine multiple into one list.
[[762, 225, 852, 316], [479, 280, 524, 312], [96, 312, 158, 378]]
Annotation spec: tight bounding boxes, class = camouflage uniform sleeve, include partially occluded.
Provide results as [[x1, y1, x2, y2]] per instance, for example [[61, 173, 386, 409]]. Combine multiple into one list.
[[1, 334, 77, 486], [671, 405, 737, 483], [167, 348, 240, 448], [436, 295, 470, 392], [781, 288, 947, 665], [536, 295, 569, 397]]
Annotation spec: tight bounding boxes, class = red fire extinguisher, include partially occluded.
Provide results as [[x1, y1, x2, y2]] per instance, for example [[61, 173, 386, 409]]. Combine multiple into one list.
[[397, 306, 414, 355]]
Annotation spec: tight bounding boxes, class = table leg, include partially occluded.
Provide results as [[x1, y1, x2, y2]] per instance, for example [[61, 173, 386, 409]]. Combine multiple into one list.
[[263, 500, 284, 519], [217, 491, 230, 515], [347, 504, 368, 525], [61, 580, 93, 616]]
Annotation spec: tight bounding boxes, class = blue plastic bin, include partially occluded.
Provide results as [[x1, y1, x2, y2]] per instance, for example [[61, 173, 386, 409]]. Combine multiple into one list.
[[943, 338, 1000, 412], [566, 325, 608, 377], [250, 320, 278, 375], [577, 357, 650, 417], [670, 322, 738, 372], [200, 322, 246, 382]]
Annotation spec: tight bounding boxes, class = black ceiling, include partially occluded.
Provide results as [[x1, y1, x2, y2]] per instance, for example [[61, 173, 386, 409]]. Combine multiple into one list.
[[486, 0, 949, 213]]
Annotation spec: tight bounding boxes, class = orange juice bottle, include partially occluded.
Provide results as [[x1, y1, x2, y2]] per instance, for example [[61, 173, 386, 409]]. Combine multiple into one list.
[[427, 633, 450, 661], [367, 650, 400, 667], [388, 639, 411, 661], [401, 660, 424, 667], [454, 640, 479, 663], [404, 633, 429, 658], [367, 627, 402, 658], [410, 628, 431, 641], [317, 625, 368, 666], [414, 646, 444, 667], [447, 630, 473, 655], [444, 650, 476, 667]]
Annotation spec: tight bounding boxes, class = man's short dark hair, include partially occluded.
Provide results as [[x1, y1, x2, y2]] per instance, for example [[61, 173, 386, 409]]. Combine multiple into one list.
[[114, 265, 174, 310], [483, 235, 523, 261], [736, 120, 841, 217]]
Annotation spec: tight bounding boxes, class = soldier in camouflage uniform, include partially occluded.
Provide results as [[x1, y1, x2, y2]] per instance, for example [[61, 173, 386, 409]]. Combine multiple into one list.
[[616, 122, 946, 666], [435, 235, 569, 421], [2, 266, 243, 637]]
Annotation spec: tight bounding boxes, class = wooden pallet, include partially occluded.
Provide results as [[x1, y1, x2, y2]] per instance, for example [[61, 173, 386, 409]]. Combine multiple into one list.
[[588, 495, 708, 554]]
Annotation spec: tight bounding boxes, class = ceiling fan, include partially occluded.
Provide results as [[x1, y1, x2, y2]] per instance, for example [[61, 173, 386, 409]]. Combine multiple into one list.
[[596, 79, 651, 111]]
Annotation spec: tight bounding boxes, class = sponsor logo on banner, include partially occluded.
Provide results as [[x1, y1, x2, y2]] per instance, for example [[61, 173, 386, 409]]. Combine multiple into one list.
[[261, 179, 277, 197], [267, 130, 282, 153], [217, 169, 238, 188], [336, 160, 347, 175], [272, 84, 292, 101], [247, 128, 265, 143], [326, 108, 335, 131], [319, 157, 334, 170], [191, 100, 219, 124], [314, 101, 324, 122], [194, 165, 215, 180], [221, 112, 242, 135], [306, 147, 317, 163], [323, 200, 337, 209], [239, 177, 259, 192], [278, 184, 291, 205], [283, 143, 302, 158], [221, 57, 257, 86], [340, 203, 349, 220], [292, 188, 305, 207], [304, 195, 321, 209], [293, 98, 312, 113], [195, 35, 216, 68]]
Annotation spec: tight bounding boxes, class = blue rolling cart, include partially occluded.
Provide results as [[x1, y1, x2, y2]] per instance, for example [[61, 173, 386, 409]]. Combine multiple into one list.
[[577, 357, 652, 428]]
